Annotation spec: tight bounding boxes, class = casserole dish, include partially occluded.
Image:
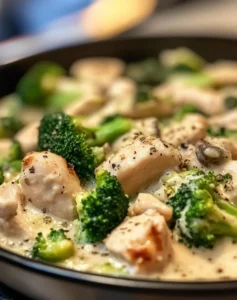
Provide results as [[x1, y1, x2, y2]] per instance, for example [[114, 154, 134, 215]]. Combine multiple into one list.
[[0, 36, 237, 300]]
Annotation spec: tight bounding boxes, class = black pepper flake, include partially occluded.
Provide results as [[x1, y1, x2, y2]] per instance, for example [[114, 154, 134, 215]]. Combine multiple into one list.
[[180, 143, 188, 149], [91, 251, 98, 255], [43, 155, 48, 158], [112, 163, 116, 169], [217, 268, 223, 273], [29, 166, 35, 174], [42, 208, 46, 213], [101, 253, 109, 257]]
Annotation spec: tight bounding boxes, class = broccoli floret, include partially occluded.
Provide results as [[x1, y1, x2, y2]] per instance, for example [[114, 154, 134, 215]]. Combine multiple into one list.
[[45, 90, 81, 111], [135, 84, 153, 103], [0, 117, 23, 138], [174, 104, 204, 121], [207, 127, 237, 139], [159, 47, 205, 72], [31, 229, 74, 262], [38, 112, 132, 180], [75, 170, 129, 243], [17, 62, 64, 106], [0, 140, 23, 183], [126, 58, 167, 85], [225, 96, 237, 110], [166, 170, 237, 248]]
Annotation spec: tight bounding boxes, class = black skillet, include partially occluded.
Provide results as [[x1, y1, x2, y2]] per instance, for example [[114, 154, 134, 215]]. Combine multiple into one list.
[[0, 37, 237, 300]]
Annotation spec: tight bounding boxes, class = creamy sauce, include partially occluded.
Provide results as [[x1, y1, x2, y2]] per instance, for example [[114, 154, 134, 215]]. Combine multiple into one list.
[[0, 197, 236, 281]]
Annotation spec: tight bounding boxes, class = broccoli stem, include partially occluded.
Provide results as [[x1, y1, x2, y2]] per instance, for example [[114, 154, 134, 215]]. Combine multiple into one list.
[[216, 198, 237, 218]]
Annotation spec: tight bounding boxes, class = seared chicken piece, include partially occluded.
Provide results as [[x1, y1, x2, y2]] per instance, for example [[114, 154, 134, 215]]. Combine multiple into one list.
[[70, 58, 125, 89], [0, 182, 22, 220], [20, 152, 82, 220], [161, 114, 208, 147], [15, 121, 39, 153], [129, 193, 172, 221], [209, 109, 237, 130], [215, 161, 237, 205], [105, 209, 172, 273], [154, 82, 225, 116], [205, 61, 237, 86], [179, 144, 204, 170], [98, 135, 180, 195]]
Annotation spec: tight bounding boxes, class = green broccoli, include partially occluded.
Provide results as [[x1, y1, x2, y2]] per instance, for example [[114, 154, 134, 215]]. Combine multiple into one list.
[[174, 104, 204, 121], [0, 117, 23, 138], [31, 229, 74, 262], [16, 62, 64, 106], [135, 84, 153, 103], [225, 96, 237, 110], [75, 170, 129, 243], [126, 58, 167, 85], [159, 47, 205, 72], [207, 127, 237, 139], [0, 140, 23, 183], [38, 112, 132, 180], [166, 169, 237, 248]]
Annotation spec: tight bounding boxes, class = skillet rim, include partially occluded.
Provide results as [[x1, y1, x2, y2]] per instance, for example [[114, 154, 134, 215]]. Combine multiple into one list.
[[1, 35, 237, 293]]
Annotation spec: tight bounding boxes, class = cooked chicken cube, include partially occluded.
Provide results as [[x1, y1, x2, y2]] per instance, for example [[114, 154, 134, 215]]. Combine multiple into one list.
[[98, 135, 180, 195], [161, 114, 208, 147], [0, 182, 22, 220], [215, 161, 237, 205], [15, 121, 39, 153], [154, 82, 224, 116], [20, 151, 82, 220], [105, 209, 172, 273], [205, 61, 237, 86], [209, 109, 237, 130], [70, 58, 125, 89], [129, 193, 172, 221]]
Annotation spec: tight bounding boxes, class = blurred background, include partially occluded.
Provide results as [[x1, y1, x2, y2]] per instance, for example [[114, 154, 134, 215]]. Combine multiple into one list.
[[0, 0, 237, 63]]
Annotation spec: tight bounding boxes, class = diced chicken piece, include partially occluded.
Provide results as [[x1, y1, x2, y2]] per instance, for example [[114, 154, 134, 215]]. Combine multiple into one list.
[[0, 139, 12, 156], [209, 109, 237, 130], [65, 97, 104, 116], [70, 58, 125, 89], [179, 144, 204, 170], [98, 135, 180, 195], [129, 193, 172, 221], [15, 121, 39, 153], [105, 209, 172, 273], [20, 152, 82, 220], [205, 61, 237, 86], [154, 82, 225, 115], [215, 161, 237, 205], [161, 114, 208, 147], [0, 182, 22, 220], [205, 136, 237, 160]]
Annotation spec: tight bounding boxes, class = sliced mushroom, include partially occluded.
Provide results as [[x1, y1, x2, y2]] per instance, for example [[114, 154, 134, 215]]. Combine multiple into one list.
[[195, 140, 229, 166]]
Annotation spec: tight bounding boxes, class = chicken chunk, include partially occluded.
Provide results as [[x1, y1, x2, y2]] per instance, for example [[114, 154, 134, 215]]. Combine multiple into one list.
[[205, 61, 237, 86], [98, 135, 180, 195], [15, 121, 39, 153], [154, 82, 225, 116], [161, 114, 208, 147], [70, 58, 125, 89], [65, 97, 104, 116], [105, 209, 172, 273], [209, 109, 237, 130], [0, 182, 22, 220], [179, 144, 204, 170], [129, 193, 172, 221], [215, 161, 237, 205], [20, 152, 82, 220]]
